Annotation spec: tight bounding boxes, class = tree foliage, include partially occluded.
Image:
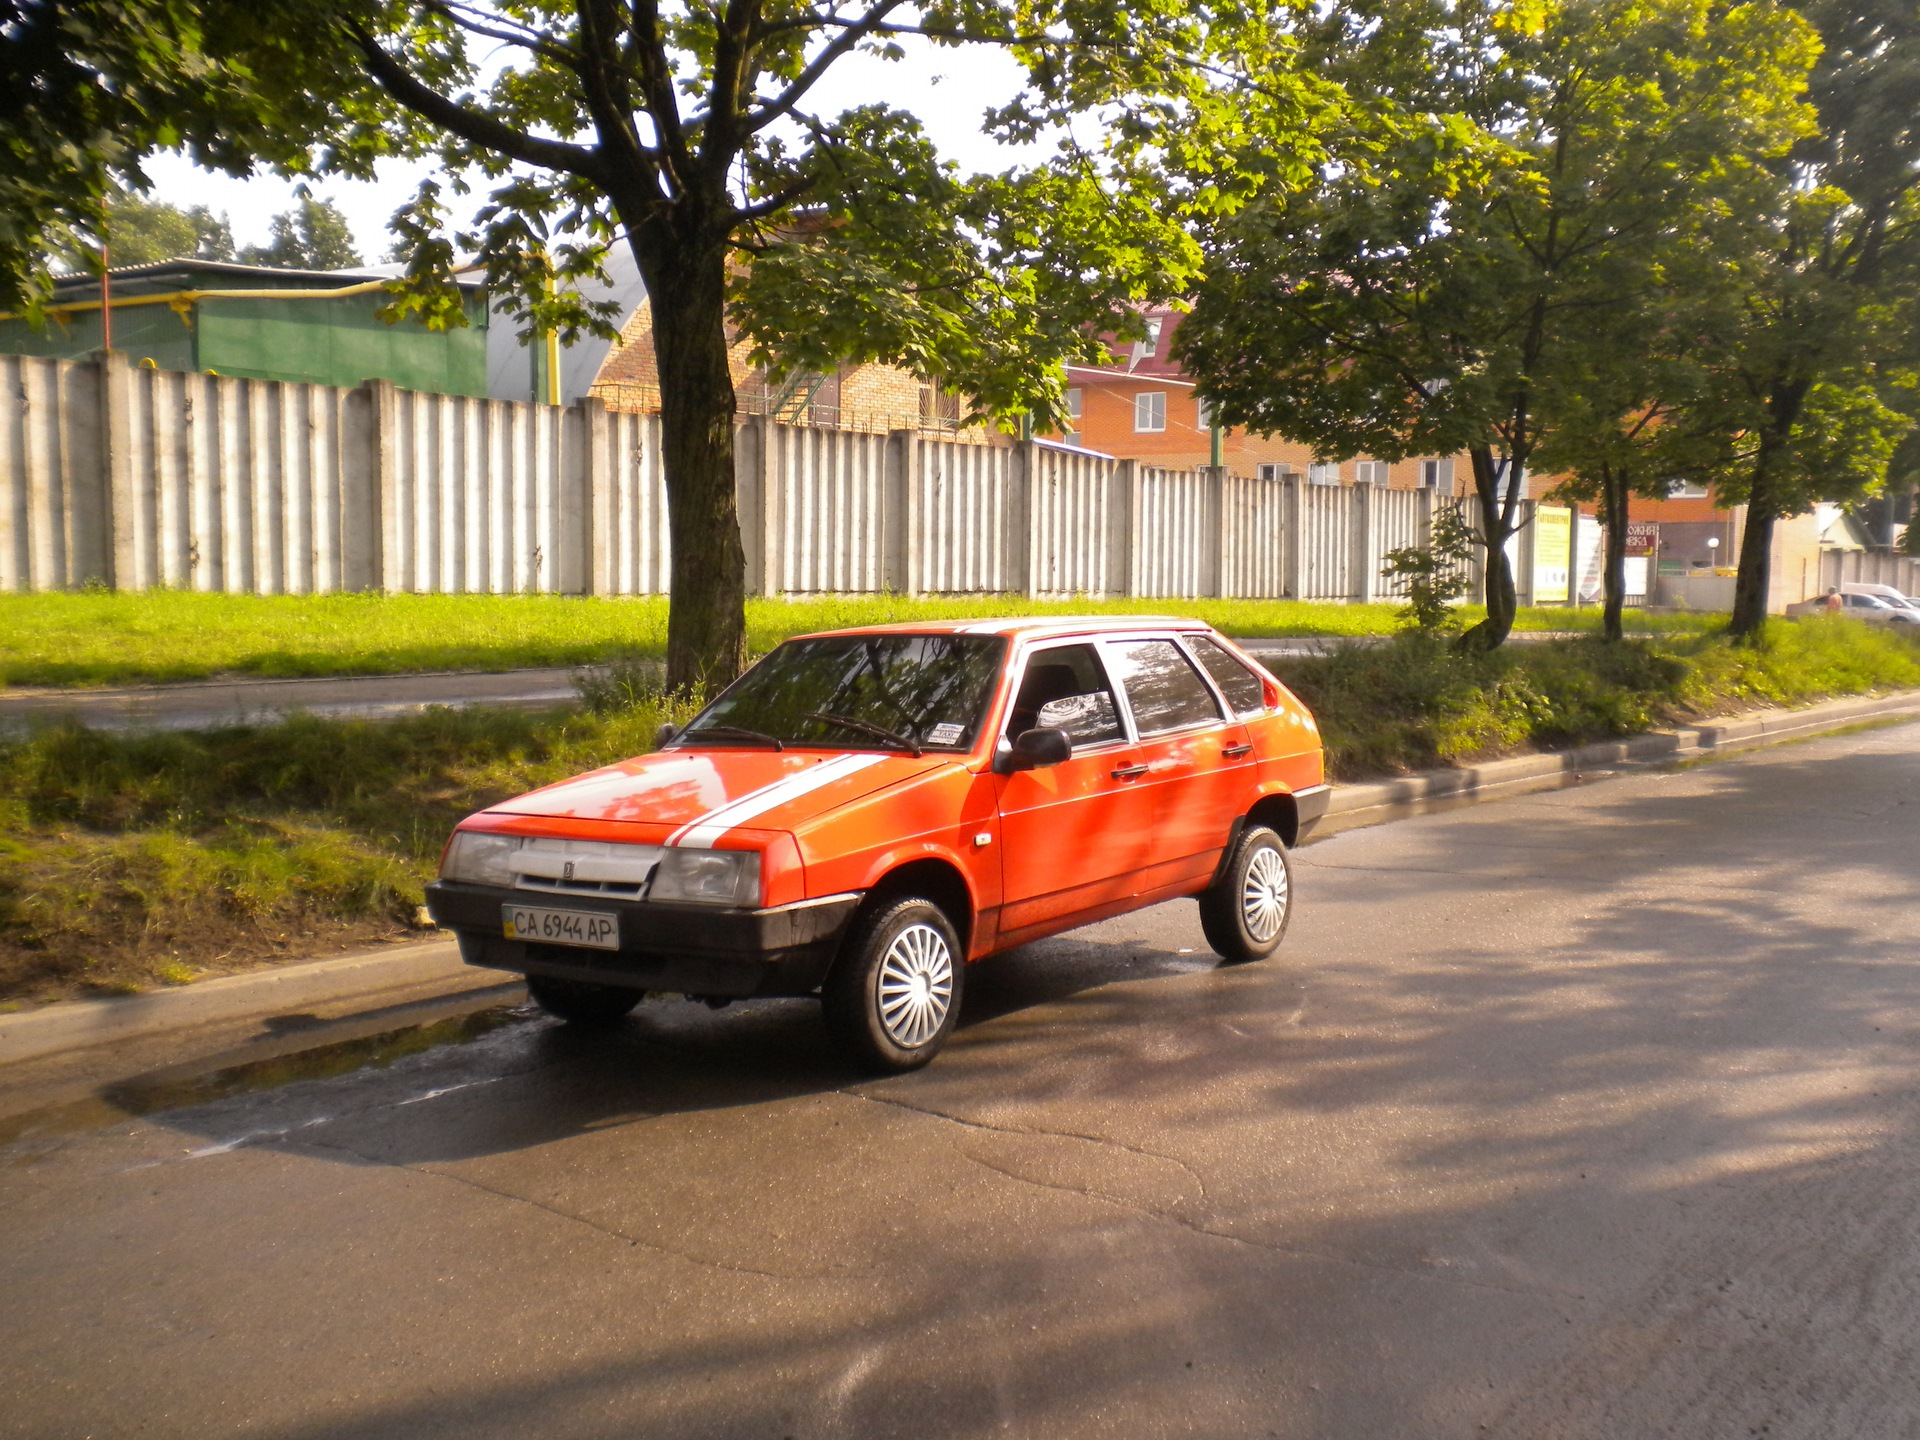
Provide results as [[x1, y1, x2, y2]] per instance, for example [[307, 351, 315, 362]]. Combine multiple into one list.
[[89, 194, 234, 267], [1176, 0, 1819, 650], [236, 195, 362, 269], [2, 0, 1314, 685]]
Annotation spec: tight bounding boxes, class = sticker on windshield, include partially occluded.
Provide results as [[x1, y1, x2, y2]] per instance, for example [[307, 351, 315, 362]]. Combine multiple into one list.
[[927, 722, 965, 746]]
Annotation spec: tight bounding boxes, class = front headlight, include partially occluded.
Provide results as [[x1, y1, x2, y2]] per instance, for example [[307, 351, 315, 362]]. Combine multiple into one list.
[[648, 848, 761, 906], [440, 831, 523, 886]]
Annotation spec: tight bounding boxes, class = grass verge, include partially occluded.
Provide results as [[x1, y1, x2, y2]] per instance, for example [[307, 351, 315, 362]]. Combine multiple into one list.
[[1275, 615, 1920, 780], [0, 691, 699, 1008], [5, 614, 1904, 1009], [0, 590, 1719, 689]]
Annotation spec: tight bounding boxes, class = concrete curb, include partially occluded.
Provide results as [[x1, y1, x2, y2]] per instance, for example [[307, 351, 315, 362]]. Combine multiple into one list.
[[0, 939, 472, 1069], [1325, 687, 1920, 826], [4, 686, 1917, 1071]]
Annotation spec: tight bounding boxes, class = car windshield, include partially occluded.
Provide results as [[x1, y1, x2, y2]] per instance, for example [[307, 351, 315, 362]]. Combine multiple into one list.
[[680, 634, 1008, 753]]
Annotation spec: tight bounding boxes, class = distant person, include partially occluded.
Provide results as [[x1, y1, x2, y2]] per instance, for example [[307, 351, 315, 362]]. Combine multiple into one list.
[[1826, 588, 1843, 612]]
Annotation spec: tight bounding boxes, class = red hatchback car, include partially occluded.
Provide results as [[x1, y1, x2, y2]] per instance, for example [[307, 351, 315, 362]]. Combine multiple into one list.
[[427, 618, 1327, 1071]]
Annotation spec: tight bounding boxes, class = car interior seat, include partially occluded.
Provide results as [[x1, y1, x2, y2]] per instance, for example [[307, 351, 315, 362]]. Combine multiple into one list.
[[1009, 662, 1085, 739]]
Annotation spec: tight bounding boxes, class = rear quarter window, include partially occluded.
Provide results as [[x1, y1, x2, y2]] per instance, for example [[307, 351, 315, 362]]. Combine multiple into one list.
[[1185, 635, 1267, 717]]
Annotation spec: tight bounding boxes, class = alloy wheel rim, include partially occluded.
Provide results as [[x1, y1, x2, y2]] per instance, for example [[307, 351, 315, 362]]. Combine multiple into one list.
[[1241, 846, 1289, 942], [877, 922, 955, 1048]]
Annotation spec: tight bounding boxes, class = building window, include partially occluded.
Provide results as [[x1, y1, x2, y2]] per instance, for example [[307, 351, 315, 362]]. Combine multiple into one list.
[[1129, 317, 1165, 369], [1134, 391, 1166, 432], [1256, 463, 1299, 482], [1665, 478, 1710, 499], [1420, 457, 1454, 490], [1355, 460, 1389, 486], [1308, 460, 1341, 485], [1196, 397, 1215, 430], [1063, 387, 1083, 446]]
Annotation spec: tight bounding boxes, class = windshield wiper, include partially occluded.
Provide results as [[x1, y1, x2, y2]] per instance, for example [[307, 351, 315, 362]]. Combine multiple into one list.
[[680, 724, 785, 750], [803, 711, 923, 757]]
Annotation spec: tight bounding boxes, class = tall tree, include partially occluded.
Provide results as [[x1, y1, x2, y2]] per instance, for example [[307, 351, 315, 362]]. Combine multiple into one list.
[[85, 194, 235, 267], [1711, 0, 1920, 634], [238, 195, 361, 269], [2, 0, 1293, 688], [1175, 0, 1817, 649]]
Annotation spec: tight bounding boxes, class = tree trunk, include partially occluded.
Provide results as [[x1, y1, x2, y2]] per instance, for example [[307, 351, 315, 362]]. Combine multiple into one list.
[[646, 244, 749, 693], [1728, 434, 1784, 639], [1601, 463, 1629, 644], [1459, 445, 1520, 651]]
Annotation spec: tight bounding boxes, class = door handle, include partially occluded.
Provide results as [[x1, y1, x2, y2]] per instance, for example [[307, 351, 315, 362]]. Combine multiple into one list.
[[1110, 763, 1148, 779], [1222, 743, 1253, 758]]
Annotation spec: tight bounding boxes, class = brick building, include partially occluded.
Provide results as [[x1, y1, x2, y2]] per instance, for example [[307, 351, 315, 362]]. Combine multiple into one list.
[[590, 298, 989, 441], [1044, 304, 1481, 495]]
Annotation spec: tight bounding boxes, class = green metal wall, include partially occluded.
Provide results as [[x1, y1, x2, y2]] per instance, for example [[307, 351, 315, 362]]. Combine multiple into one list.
[[0, 304, 196, 371], [0, 285, 489, 398]]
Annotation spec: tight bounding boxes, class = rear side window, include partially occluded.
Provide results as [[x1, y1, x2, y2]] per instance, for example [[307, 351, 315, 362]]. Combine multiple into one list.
[[1006, 644, 1125, 746], [1106, 640, 1222, 734], [1186, 635, 1266, 717]]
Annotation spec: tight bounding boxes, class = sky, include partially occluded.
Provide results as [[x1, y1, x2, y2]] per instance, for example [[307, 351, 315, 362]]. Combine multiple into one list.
[[142, 42, 1044, 264]]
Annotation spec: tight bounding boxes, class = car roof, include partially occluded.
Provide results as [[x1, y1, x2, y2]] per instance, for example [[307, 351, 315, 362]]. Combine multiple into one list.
[[792, 615, 1216, 643]]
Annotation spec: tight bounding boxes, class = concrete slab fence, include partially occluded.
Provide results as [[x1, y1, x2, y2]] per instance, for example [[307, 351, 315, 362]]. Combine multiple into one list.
[[2, 351, 1531, 603]]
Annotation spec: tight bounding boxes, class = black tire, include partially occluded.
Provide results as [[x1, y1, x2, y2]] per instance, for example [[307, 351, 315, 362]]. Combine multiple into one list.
[[822, 897, 965, 1073], [525, 974, 644, 1026], [1199, 824, 1293, 964]]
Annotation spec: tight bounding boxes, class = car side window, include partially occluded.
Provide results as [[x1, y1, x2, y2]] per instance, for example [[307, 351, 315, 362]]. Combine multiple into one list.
[[1185, 635, 1266, 717], [1106, 639, 1223, 735], [1005, 644, 1124, 746]]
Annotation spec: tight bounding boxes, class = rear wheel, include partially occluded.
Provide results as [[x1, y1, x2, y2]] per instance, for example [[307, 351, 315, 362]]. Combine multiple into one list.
[[1199, 824, 1293, 964], [525, 975, 644, 1027], [823, 897, 964, 1073]]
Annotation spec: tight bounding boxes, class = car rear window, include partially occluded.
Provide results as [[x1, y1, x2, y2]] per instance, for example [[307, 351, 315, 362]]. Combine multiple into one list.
[[1105, 639, 1222, 734], [1185, 635, 1267, 717], [683, 634, 1007, 752]]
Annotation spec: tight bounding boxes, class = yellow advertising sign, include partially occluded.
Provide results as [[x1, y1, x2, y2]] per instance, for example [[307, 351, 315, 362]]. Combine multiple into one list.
[[1533, 505, 1571, 604]]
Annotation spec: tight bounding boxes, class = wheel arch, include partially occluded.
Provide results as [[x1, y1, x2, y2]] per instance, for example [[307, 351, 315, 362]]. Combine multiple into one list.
[[855, 855, 976, 954], [1246, 789, 1302, 849]]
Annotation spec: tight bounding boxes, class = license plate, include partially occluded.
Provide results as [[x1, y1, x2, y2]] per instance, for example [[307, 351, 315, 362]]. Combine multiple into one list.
[[503, 905, 619, 950]]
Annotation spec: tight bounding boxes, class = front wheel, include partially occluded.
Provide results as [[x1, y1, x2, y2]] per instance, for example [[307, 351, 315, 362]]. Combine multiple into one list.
[[1199, 824, 1293, 964], [823, 898, 965, 1073], [525, 975, 644, 1027]]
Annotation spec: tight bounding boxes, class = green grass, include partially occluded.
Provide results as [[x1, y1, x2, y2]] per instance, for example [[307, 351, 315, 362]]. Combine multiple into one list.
[[0, 691, 701, 1004], [1, 611, 1907, 1007], [0, 590, 1720, 689], [1275, 615, 1920, 780]]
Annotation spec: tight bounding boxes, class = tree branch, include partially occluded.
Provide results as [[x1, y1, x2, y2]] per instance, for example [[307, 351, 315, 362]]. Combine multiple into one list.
[[745, 0, 912, 136], [344, 21, 609, 180]]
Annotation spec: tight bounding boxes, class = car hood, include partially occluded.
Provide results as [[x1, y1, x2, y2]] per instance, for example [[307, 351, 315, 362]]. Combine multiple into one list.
[[485, 748, 950, 843]]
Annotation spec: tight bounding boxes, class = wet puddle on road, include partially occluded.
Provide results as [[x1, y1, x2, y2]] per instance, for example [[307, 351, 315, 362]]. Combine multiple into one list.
[[0, 1002, 529, 1149]]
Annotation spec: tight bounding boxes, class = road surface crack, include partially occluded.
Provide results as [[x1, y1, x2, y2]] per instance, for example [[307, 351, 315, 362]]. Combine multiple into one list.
[[293, 1135, 853, 1282], [845, 1089, 1212, 1204], [846, 1091, 1571, 1301]]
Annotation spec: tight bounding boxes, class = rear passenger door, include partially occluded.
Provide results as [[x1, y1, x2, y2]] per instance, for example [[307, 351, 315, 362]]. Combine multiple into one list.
[[1102, 636, 1255, 888]]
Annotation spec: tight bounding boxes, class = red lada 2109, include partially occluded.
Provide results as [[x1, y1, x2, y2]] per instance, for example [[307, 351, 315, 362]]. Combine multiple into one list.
[[426, 619, 1327, 1072]]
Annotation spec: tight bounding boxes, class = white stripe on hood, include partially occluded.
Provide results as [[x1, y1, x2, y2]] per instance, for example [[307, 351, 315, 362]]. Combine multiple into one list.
[[667, 753, 889, 848]]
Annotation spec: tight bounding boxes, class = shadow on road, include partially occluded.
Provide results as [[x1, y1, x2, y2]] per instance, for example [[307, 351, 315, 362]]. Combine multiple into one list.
[[12, 732, 1920, 1440]]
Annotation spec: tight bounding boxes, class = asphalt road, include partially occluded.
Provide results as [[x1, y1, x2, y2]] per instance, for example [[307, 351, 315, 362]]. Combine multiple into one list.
[[5, 723, 1920, 1439]]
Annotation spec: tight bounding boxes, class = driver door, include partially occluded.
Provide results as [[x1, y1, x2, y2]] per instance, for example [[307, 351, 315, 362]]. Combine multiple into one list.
[[993, 641, 1154, 939]]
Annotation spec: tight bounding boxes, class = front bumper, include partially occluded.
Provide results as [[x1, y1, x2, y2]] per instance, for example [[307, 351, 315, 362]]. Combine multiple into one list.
[[424, 881, 863, 997]]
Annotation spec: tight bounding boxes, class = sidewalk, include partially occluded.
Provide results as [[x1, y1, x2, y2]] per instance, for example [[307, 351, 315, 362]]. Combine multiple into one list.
[[0, 633, 1590, 732], [4, 684, 1916, 1081]]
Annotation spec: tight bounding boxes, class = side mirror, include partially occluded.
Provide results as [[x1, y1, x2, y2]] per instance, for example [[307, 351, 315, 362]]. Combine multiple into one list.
[[653, 722, 681, 749], [1008, 726, 1072, 771]]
